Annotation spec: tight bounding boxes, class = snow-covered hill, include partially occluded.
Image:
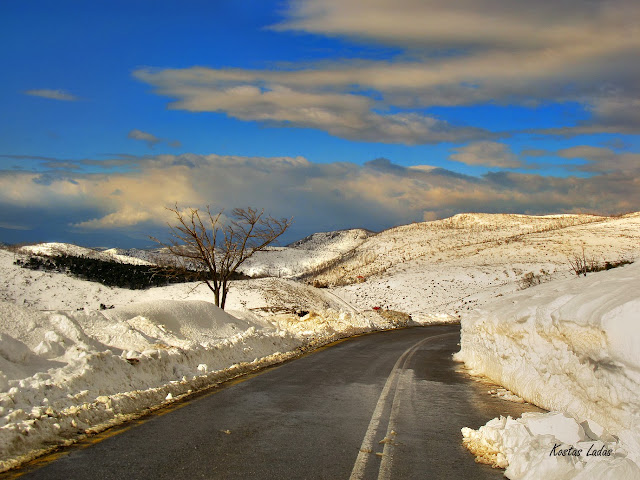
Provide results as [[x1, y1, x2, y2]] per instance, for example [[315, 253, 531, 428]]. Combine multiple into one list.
[[2, 211, 640, 474], [8, 213, 640, 322], [311, 213, 625, 285], [325, 213, 640, 322], [238, 228, 372, 277], [19, 243, 153, 266], [25, 228, 374, 280], [101, 247, 166, 265]]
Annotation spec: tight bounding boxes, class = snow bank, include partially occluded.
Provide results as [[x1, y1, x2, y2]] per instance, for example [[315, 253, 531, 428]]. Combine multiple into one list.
[[456, 262, 640, 473], [0, 294, 398, 471], [462, 412, 640, 479]]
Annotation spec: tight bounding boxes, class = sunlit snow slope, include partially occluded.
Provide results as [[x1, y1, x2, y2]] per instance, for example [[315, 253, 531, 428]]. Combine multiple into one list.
[[326, 213, 640, 321]]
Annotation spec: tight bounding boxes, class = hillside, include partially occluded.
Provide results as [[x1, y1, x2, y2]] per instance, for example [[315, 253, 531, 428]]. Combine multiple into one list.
[[19, 243, 153, 266], [306, 213, 608, 284], [8, 213, 640, 323], [56, 228, 374, 279], [322, 213, 640, 322], [239, 228, 372, 277]]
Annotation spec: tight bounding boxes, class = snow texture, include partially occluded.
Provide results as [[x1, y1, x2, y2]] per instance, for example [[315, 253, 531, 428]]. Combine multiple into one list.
[[0, 250, 397, 470], [461, 412, 640, 479], [456, 262, 640, 477]]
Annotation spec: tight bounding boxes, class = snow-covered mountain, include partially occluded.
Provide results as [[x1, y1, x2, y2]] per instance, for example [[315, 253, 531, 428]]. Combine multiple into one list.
[[11, 213, 640, 321], [286, 228, 373, 249], [16, 228, 374, 279], [308, 213, 634, 285]]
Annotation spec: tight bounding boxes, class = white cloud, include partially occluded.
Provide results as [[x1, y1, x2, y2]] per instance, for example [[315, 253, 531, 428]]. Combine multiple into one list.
[[134, 0, 640, 140], [537, 97, 640, 136], [128, 129, 181, 149], [24, 89, 79, 101], [134, 69, 492, 144], [557, 146, 640, 174], [128, 129, 161, 147], [275, 0, 636, 51], [0, 221, 31, 231], [450, 142, 522, 168], [1, 153, 638, 242]]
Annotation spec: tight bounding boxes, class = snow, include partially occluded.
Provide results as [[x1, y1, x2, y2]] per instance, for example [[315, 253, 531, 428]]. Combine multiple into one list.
[[461, 412, 640, 479], [456, 261, 640, 477], [0, 250, 396, 471], [1, 212, 640, 474], [0, 294, 396, 470], [20, 243, 153, 266], [238, 228, 372, 277], [332, 212, 640, 322]]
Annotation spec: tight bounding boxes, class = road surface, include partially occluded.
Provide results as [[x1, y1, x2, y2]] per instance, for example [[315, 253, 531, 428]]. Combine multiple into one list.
[[4, 325, 543, 479]]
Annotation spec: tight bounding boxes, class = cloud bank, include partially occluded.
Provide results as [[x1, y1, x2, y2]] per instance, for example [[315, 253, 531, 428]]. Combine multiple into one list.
[[134, 69, 492, 144], [0, 150, 637, 245], [133, 0, 640, 142]]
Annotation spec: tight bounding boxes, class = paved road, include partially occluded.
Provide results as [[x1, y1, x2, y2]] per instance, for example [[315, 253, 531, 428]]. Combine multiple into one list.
[[5, 325, 543, 479]]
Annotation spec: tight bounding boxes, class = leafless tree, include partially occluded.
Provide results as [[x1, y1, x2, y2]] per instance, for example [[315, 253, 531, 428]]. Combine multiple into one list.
[[153, 205, 292, 309]]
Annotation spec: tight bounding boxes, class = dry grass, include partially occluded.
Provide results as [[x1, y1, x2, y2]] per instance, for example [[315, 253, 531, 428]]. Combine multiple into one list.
[[305, 214, 607, 287]]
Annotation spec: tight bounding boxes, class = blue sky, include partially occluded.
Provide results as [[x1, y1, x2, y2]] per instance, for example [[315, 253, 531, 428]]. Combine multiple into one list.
[[1, 0, 639, 247]]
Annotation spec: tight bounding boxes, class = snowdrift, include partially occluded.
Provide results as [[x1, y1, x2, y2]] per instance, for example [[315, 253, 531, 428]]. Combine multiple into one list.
[[461, 412, 640, 479], [0, 294, 399, 471], [456, 262, 640, 476]]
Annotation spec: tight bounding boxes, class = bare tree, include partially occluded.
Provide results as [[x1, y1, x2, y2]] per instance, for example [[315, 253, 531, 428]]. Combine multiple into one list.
[[153, 205, 292, 309]]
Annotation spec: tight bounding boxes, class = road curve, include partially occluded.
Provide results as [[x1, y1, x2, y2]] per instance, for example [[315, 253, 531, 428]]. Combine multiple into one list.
[[4, 325, 543, 479]]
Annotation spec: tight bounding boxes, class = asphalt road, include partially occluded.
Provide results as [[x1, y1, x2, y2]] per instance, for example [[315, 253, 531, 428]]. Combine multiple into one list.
[[5, 325, 543, 479]]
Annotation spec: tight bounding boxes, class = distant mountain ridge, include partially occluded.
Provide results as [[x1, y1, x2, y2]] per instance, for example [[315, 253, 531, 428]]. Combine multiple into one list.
[[9, 213, 640, 285], [305, 212, 639, 286]]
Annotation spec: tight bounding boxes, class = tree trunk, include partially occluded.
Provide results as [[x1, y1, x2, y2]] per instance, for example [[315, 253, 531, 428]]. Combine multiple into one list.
[[220, 280, 228, 310]]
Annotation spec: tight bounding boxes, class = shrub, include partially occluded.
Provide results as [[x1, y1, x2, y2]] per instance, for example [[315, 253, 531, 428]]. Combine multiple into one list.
[[567, 247, 633, 277], [518, 271, 550, 289]]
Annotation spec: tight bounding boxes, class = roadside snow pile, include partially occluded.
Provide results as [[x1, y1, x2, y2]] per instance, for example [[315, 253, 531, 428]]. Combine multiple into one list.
[[268, 308, 400, 338], [0, 298, 384, 471], [99, 300, 253, 348], [462, 412, 640, 479], [456, 262, 640, 475]]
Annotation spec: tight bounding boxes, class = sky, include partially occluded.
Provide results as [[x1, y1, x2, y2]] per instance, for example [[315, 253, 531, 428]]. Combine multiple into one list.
[[1, 0, 639, 247]]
